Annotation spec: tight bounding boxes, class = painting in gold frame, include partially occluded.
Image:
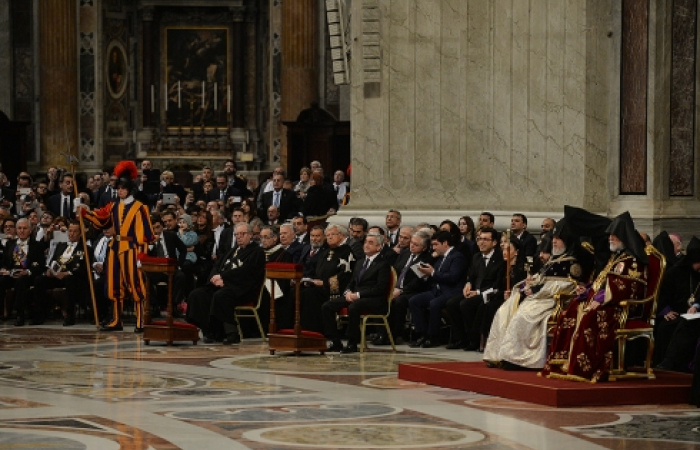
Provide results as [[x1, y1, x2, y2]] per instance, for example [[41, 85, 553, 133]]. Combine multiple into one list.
[[164, 26, 229, 128]]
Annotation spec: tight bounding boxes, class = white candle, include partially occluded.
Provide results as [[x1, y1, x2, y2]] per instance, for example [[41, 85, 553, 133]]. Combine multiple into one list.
[[202, 81, 205, 107], [227, 85, 231, 114], [150, 85, 154, 113], [164, 83, 168, 111], [214, 82, 217, 110]]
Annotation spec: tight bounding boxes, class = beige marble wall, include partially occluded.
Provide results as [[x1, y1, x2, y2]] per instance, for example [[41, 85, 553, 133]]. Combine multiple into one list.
[[348, 0, 612, 214]]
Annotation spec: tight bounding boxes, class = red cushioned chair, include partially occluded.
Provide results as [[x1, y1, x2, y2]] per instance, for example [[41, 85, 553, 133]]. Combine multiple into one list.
[[234, 281, 267, 341], [336, 267, 397, 352], [609, 245, 666, 381]]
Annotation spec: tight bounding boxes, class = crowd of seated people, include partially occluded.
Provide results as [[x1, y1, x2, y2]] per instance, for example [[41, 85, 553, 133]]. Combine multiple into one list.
[[3, 161, 700, 387]]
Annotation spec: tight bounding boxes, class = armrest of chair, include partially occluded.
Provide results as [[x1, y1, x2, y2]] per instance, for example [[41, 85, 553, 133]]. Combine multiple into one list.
[[618, 295, 654, 328], [548, 292, 576, 332]]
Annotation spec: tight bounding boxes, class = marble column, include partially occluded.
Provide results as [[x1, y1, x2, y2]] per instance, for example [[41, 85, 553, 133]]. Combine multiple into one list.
[[142, 7, 155, 128], [340, 0, 611, 227], [280, 0, 318, 164], [0, 1, 11, 117], [231, 19, 245, 128], [619, 0, 649, 194], [669, 0, 696, 196], [39, 0, 78, 169]]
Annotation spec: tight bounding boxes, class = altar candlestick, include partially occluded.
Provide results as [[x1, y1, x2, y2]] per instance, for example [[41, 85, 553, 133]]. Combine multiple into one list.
[[150, 85, 154, 113], [214, 82, 217, 110], [177, 81, 181, 108]]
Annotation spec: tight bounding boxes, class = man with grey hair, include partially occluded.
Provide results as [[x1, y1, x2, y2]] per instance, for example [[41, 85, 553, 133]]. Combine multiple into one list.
[[279, 222, 303, 262], [186, 222, 266, 344], [0, 218, 46, 326], [322, 232, 392, 353], [299, 223, 356, 332], [373, 231, 433, 346]]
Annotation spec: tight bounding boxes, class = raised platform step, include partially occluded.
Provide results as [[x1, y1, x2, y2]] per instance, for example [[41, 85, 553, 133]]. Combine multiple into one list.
[[398, 361, 692, 408]]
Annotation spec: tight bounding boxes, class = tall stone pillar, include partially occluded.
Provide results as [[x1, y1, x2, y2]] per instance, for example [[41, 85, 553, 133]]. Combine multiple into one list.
[[142, 7, 155, 128], [0, 1, 11, 116], [280, 0, 318, 164], [231, 14, 245, 129], [39, 0, 78, 169]]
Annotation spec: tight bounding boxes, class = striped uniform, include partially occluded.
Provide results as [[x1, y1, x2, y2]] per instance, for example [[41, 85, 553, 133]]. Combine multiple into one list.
[[82, 198, 154, 328]]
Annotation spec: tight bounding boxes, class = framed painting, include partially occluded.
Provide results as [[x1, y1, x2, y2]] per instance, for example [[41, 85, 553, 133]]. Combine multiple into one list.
[[164, 26, 229, 128], [106, 40, 128, 99]]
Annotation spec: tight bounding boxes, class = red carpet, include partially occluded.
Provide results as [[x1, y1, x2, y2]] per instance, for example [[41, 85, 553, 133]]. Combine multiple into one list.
[[398, 361, 692, 407]]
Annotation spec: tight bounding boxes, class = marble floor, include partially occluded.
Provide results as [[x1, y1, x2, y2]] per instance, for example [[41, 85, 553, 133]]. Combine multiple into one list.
[[0, 323, 698, 450]]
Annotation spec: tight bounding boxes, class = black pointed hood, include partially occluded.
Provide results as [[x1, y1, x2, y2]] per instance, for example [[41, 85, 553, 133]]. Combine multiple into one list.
[[605, 211, 648, 264], [652, 231, 678, 267]]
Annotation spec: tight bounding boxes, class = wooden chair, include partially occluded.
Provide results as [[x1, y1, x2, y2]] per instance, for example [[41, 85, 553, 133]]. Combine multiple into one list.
[[609, 246, 666, 381], [337, 267, 397, 352], [234, 281, 267, 341]]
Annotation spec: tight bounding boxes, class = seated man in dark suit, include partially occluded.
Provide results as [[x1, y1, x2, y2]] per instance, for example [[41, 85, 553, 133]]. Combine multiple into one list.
[[511, 213, 537, 259], [298, 225, 328, 278], [322, 232, 392, 353], [186, 223, 266, 344], [279, 223, 304, 262], [444, 227, 505, 351], [0, 218, 46, 325], [408, 230, 468, 348], [32, 221, 92, 326], [374, 230, 433, 345], [145, 213, 189, 313]]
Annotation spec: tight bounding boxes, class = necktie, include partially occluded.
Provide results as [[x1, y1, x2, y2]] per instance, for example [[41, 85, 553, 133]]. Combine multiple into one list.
[[397, 255, 414, 288], [310, 248, 317, 258], [156, 238, 165, 257], [220, 190, 225, 201], [274, 191, 280, 207], [112, 189, 117, 199], [483, 255, 489, 266], [98, 239, 108, 262], [63, 196, 70, 218], [358, 258, 370, 282]]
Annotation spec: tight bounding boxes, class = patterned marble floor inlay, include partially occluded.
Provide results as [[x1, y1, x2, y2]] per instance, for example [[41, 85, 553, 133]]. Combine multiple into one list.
[[244, 423, 485, 448], [221, 352, 456, 374], [0, 325, 695, 450]]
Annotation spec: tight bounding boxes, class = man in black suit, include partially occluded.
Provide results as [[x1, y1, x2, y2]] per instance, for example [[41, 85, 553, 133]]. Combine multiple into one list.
[[292, 214, 310, 245], [259, 172, 298, 221], [298, 225, 327, 278], [224, 160, 252, 198], [511, 213, 537, 258], [146, 213, 189, 312], [279, 223, 304, 262], [32, 221, 92, 326], [408, 230, 468, 348], [206, 174, 240, 203], [97, 173, 120, 208], [445, 227, 505, 350], [322, 232, 392, 353], [46, 174, 76, 219], [374, 230, 433, 345], [347, 217, 368, 261], [368, 226, 399, 266], [0, 218, 46, 325]]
